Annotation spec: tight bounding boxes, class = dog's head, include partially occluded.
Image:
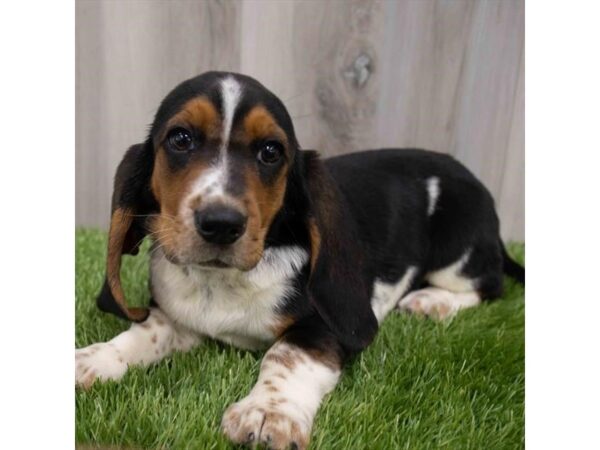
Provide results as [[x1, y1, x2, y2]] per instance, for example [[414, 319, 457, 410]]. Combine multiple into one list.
[[97, 72, 377, 352], [146, 72, 300, 269]]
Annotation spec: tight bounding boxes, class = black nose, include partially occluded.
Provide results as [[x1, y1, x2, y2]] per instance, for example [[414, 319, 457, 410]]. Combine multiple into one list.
[[194, 206, 247, 245]]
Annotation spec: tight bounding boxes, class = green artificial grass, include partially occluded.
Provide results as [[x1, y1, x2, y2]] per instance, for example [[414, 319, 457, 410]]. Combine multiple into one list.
[[76, 229, 525, 449]]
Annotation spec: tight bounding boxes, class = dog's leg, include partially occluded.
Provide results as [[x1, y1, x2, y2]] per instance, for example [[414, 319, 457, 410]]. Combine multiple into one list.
[[398, 244, 504, 320], [398, 258, 481, 320], [221, 325, 342, 450], [76, 308, 201, 388]]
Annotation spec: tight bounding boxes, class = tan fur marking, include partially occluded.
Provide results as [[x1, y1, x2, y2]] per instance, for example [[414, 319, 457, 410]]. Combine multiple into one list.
[[165, 96, 220, 140], [304, 347, 342, 371], [245, 168, 287, 229], [106, 208, 149, 321], [307, 217, 321, 272], [236, 164, 288, 270], [151, 150, 209, 216], [264, 352, 297, 371], [241, 105, 288, 144], [236, 106, 290, 267], [149, 96, 222, 261], [150, 149, 210, 258], [270, 315, 295, 338]]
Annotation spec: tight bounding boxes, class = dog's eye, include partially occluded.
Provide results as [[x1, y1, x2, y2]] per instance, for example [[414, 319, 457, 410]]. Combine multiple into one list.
[[257, 141, 283, 165], [167, 128, 194, 152]]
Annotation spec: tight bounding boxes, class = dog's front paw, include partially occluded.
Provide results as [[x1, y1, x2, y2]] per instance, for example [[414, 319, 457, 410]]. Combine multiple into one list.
[[75, 343, 127, 389], [222, 396, 310, 450]]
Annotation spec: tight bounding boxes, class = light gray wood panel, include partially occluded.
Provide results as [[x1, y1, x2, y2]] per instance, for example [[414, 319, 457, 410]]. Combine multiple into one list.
[[76, 0, 524, 240], [496, 49, 524, 241], [375, 0, 524, 239], [76, 0, 241, 229], [289, 0, 387, 154]]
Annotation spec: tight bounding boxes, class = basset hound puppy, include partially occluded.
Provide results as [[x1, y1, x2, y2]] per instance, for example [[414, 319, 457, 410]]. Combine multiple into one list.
[[76, 71, 525, 449]]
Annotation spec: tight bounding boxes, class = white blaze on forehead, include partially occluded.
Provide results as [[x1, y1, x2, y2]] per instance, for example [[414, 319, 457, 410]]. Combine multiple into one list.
[[219, 76, 243, 151], [186, 77, 243, 206], [426, 176, 440, 216]]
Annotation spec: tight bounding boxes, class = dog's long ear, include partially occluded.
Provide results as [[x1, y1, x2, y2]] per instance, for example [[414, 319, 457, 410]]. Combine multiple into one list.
[[302, 151, 378, 353], [96, 141, 157, 322]]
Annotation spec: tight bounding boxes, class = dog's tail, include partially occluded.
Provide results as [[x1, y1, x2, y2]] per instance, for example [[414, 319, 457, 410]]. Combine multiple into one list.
[[500, 240, 525, 285]]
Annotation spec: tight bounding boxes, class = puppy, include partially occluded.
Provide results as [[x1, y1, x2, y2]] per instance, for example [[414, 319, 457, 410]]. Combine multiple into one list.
[[76, 71, 524, 449]]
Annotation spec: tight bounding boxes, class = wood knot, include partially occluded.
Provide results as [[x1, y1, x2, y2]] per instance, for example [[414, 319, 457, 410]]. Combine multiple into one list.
[[343, 53, 373, 88]]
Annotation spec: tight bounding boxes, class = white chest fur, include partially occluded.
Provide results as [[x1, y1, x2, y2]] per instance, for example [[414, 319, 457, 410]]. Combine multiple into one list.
[[150, 246, 308, 350]]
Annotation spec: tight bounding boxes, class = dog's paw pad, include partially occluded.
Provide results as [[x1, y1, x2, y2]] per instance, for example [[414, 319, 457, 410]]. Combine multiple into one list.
[[222, 399, 309, 449], [75, 343, 127, 389]]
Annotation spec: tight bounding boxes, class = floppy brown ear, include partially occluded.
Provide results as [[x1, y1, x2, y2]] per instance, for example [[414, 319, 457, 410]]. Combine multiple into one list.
[[302, 151, 378, 353], [96, 142, 158, 322]]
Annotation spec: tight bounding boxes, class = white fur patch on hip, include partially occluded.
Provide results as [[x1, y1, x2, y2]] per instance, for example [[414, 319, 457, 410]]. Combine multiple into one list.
[[426, 176, 440, 216]]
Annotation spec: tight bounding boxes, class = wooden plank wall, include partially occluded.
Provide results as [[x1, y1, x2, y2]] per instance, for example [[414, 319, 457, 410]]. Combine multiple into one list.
[[76, 0, 524, 240]]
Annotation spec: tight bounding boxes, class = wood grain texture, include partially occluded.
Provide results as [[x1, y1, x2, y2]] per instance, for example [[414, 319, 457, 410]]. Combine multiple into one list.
[[76, 0, 524, 240]]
